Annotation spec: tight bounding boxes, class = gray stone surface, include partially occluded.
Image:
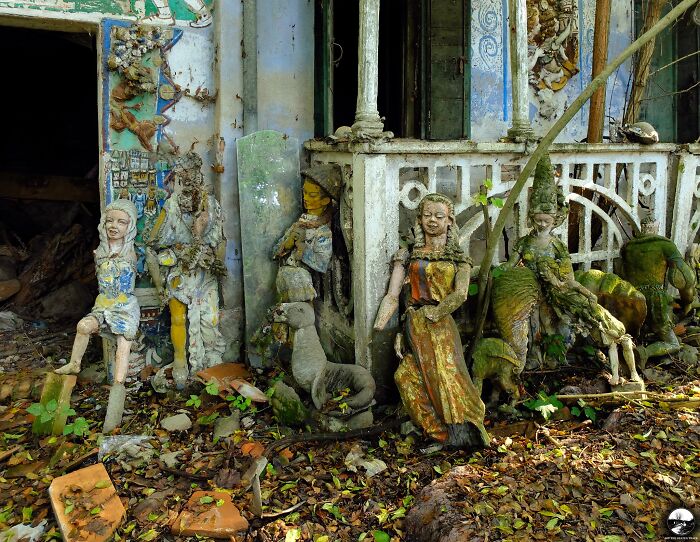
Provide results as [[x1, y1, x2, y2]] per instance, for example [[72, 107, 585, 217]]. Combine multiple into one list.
[[160, 413, 192, 432], [213, 412, 240, 440], [236, 130, 301, 359]]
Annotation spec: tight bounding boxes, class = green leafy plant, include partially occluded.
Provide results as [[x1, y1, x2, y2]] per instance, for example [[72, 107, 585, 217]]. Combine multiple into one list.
[[226, 394, 255, 413], [541, 334, 567, 365], [27, 400, 74, 424], [63, 417, 90, 437], [472, 179, 505, 208], [204, 380, 219, 396], [571, 399, 597, 422], [523, 392, 564, 420], [185, 395, 202, 409]]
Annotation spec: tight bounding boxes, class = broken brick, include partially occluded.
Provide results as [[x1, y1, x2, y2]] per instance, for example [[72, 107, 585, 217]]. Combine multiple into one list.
[[49, 463, 125, 542], [171, 491, 248, 538]]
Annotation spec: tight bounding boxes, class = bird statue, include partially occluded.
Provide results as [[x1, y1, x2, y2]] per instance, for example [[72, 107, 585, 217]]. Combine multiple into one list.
[[619, 121, 660, 145]]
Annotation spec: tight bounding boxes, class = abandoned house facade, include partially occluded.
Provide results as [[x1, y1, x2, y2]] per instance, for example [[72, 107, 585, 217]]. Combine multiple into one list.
[[0, 0, 699, 391]]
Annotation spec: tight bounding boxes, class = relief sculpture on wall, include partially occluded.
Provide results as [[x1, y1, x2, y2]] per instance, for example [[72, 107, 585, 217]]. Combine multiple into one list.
[[527, 0, 580, 119]]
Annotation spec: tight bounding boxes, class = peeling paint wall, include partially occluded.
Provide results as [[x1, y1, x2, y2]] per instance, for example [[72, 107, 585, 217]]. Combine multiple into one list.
[[256, 0, 315, 146], [0, 0, 213, 24], [0, 1, 245, 358], [470, 0, 634, 142]]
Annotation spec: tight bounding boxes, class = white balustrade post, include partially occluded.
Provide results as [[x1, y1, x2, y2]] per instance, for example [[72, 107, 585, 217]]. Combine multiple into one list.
[[352, 153, 398, 395], [506, 0, 535, 141], [352, 0, 385, 137]]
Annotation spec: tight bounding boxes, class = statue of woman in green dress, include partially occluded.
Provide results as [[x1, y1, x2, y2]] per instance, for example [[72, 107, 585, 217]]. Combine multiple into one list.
[[374, 193, 489, 448], [497, 154, 641, 385]]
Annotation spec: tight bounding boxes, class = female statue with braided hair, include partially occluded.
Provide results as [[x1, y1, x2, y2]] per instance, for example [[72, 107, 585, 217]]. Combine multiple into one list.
[[374, 193, 489, 449], [55, 199, 140, 432]]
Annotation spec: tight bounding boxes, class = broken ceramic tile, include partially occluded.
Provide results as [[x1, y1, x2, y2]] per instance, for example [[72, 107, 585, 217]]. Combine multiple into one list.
[[49, 463, 125, 542], [171, 491, 248, 538], [195, 362, 251, 398]]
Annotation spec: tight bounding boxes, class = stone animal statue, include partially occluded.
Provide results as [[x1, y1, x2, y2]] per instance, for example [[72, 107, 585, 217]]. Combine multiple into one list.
[[574, 269, 647, 338], [273, 302, 375, 411], [470, 338, 522, 406]]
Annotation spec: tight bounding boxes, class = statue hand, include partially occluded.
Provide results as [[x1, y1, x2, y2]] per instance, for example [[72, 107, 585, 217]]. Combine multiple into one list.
[[421, 305, 442, 322], [394, 332, 404, 360]]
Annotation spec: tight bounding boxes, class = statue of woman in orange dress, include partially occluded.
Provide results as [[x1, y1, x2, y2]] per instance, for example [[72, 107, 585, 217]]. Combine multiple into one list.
[[374, 193, 489, 448]]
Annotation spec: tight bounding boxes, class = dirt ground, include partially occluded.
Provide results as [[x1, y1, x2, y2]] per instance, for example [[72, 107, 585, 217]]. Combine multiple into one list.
[[0, 321, 699, 542]]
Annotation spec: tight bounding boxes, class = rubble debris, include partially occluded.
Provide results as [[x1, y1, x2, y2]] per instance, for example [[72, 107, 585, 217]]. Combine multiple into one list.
[[48, 463, 125, 542], [0, 520, 47, 542], [344, 443, 388, 478], [195, 362, 250, 397], [0, 311, 23, 331]]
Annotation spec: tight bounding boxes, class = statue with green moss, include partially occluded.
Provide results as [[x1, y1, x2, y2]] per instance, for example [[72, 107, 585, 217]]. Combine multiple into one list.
[[620, 216, 696, 361], [493, 154, 642, 385]]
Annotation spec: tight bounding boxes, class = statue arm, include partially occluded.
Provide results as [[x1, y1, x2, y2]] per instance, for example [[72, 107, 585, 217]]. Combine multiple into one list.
[[144, 208, 168, 296], [147, 207, 167, 246], [145, 248, 164, 294], [502, 236, 526, 269], [373, 259, 407, 331]]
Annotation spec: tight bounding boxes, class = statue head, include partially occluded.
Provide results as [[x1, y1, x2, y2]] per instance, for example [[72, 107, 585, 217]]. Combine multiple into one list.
[[173, 152, 205, 213], [528, 153, 568, 229], [96, 199, 138, 266], [640, 215, 659, 236], [413, 193, 466, 261], [300, 164, 342, 215]]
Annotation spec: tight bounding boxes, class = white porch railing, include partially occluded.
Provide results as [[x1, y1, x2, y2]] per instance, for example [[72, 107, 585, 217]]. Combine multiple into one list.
[[304, 139, 698, 375]]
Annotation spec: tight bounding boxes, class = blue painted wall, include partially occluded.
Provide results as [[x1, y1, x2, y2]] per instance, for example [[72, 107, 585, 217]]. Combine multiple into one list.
[[470, 0, 634, 142]]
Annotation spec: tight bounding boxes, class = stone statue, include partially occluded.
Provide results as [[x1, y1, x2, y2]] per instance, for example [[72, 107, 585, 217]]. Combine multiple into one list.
[[270, 301, 375, 430], [252, 164, 343, 357], [146, 152, 226, 389], [620, 216, 696, 361], [374, 193, 489, 449], [497, 154, 642, 386], [55, 199, 140, 433], [273, 164, 342, 303]]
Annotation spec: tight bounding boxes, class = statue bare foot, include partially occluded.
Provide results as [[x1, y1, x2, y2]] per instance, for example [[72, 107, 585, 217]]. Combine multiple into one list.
[[172, 364, 189, 390], [55, 360, 81, 375]]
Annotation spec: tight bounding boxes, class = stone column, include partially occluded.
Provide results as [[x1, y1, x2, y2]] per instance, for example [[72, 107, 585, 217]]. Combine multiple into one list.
[[352, 0, 384, 137], [352, 153, 398, 398], [506, 0, 534, 141]]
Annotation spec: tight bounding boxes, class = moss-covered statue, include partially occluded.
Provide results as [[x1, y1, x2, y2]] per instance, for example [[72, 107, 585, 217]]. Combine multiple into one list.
[[55, 199, 140, 433], [146, 152, 226, 389], [620, 216, 696, 361], [495, 154, 642, 386], [374, 193, 489, 449]]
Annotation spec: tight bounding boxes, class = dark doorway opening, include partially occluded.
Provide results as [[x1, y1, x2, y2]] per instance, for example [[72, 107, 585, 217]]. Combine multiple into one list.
[[0, 26, 100, 324], [317, 0, 410, 137]]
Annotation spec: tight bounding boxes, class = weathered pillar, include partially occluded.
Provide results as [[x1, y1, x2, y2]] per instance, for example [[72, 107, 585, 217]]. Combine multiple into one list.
[[351, 0, 384, 137], [352, 153, 398, 398], [506, 0, 535, 141]]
